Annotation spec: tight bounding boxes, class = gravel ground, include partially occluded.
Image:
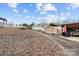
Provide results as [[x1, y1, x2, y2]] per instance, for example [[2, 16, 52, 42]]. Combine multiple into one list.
[[0, 28, 64, 56], [55, 36, 79, 56], [35, 31, 79, 56]]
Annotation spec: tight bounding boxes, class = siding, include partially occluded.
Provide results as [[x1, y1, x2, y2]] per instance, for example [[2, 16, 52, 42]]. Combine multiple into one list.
[[43, 26, 62, 35]]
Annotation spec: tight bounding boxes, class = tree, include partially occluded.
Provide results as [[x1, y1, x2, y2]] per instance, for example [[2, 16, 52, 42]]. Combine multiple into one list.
[[31, 22, 35, 27], [19, 24, 21, 26], [21, 23, 27, 26], [49, 23, 57, 26]]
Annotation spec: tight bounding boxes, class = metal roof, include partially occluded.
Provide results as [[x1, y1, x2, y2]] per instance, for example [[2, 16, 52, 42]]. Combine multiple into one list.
[[0, 17, 7, 21]]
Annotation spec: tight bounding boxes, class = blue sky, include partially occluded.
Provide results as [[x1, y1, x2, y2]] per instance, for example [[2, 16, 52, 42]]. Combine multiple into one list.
[[0, 3, 79, 24]]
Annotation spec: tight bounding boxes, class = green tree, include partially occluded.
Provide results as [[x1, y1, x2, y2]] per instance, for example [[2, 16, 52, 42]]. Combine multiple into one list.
[[50, 23, 57, 26], [19, 24, 21, 26], [21, 23, 27, 26], [31, 22, 35, 27]]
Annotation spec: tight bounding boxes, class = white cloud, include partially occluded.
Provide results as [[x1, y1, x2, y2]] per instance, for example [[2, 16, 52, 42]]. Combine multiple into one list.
[[36, 3, 43, 11], [59, 15, 67, 24], [59, 12, 71, 24], [67, 6, 71, 10], [13, 9, 18, 13], [38, 14, 59, 24], [43, 4, 57, 12], [24, 9, 28, 13], [39, 11, 47, 14], [36, 3, 57, 14], [67, 12, 70, 16], [37, 13, 69, 24], [70, 3, 79, 9], [37, 12, 71, 24], [46, 15, 58, 23], [7, 3, 19, 13], [60, 16, 66, 20], [31, 16, 35, 19], [60, 13, 67, 20], [26, 16, 30, 19], [60, 13, 64, 16], [60, 12, 70, 20], [7, 3, 18, 8]]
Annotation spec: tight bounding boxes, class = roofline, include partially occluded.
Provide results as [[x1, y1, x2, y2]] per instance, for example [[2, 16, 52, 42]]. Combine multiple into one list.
[[0, 17, 7, 21], [61, 22, 79, 25]]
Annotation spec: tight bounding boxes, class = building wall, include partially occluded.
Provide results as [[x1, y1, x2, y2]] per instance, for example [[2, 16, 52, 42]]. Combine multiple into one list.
[[43, 26, 62, 35], [32, 26, 43, 30], [0, 22, 7, 27], [63, 23, 79, 29], [0, 22, 14, 27]]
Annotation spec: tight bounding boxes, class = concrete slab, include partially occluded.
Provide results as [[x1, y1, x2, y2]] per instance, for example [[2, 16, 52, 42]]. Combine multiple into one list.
[[59, 36, 79, 42]]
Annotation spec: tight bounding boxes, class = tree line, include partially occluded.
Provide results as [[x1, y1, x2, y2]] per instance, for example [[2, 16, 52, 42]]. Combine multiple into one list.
[[18, 22, 35, 30]]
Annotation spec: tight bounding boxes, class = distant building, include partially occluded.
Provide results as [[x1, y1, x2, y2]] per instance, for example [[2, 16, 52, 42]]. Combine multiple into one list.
[[62, 23, 79, 30], [32, 25, 43, 30], [32, 22, 49, 31], [32, 22, 62, 35], [62, 23, 79, 36], [43, 26, 62, 35], [0, 17, 7, 27], [0, 17, 15, 27], [0, 17, 7, 23]]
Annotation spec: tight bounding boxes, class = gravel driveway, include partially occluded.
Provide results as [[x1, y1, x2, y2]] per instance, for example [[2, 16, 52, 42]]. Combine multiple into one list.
[[35, 31, 79, 56], [54, 36, 79, 56]]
